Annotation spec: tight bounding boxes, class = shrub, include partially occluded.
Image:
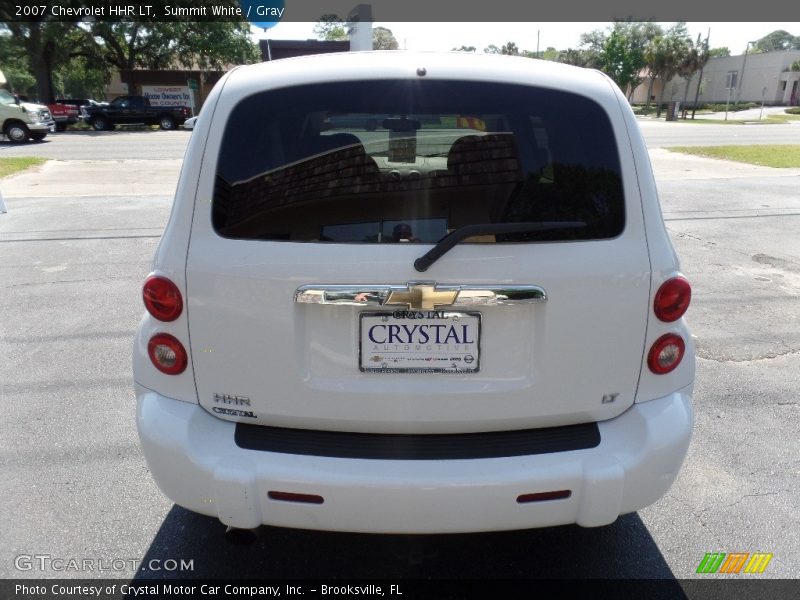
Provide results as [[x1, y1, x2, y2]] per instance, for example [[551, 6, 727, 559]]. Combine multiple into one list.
[[786, 107, 800, 115], [701, 102, 759, 112]]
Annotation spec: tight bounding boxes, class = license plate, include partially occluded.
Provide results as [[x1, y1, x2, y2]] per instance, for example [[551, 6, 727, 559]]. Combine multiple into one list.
[[359, 311, 481, 373]]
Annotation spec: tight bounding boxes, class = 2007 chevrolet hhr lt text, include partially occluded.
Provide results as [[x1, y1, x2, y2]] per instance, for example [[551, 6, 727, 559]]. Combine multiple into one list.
[[134, 51, 694, 534]]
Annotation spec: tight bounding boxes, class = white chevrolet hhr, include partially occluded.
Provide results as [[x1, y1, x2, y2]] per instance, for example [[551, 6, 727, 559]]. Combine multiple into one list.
[[134, 51, 694, 534]]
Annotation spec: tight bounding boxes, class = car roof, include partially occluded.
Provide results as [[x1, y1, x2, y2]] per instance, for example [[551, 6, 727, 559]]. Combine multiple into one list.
[[220, 51, 616, 110]]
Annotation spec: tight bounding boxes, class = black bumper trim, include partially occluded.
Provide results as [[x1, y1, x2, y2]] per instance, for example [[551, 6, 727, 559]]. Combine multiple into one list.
[[234, 422, 600, 460]]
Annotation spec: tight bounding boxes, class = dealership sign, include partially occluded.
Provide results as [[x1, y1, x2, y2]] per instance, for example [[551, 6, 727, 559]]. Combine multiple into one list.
[[142, 86, 192, 108]]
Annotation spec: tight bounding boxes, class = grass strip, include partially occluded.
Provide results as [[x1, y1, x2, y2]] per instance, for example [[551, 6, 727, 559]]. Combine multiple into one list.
[[0, 157, 47, 179], [667, 145, 800, 168]]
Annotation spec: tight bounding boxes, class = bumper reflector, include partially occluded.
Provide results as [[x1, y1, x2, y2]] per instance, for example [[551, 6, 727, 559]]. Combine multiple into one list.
[[268, 491, 324, 504], [517, 490, 572, 504]]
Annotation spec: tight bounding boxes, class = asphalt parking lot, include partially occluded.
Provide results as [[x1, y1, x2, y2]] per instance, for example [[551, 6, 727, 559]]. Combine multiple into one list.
[[1, 130, 798, 588]]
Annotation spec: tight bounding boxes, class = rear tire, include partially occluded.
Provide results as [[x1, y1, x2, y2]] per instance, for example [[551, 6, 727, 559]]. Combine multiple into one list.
[[91, 116, 110, 131], [159, 115, 176, 130], [4, 121, 30, 143]]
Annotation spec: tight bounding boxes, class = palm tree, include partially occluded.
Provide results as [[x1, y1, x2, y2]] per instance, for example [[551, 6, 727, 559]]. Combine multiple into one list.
[[678, 34, 710, 112], [644, 24, 692, 117]]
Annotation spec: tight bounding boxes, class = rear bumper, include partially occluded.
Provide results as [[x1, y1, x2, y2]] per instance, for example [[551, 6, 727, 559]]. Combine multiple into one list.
[[136, 385, 693, 533]]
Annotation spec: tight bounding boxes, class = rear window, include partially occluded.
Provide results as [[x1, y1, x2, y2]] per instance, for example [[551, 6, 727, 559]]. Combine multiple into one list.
[[213, 79, 624, 243]]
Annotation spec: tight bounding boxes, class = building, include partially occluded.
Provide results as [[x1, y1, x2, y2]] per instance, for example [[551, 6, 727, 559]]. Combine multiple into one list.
[[631, 49, 800, 106]]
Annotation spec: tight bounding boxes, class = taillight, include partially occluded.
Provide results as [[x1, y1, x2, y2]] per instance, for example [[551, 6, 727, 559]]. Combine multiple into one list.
[[148, 334, 188, 375], [143, 276, 183, 322], [648, 334, 685, 374], [654, 277, 691, 322]]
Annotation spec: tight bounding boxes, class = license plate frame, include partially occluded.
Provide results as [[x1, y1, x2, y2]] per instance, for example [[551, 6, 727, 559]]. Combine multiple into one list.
[[359, 311, 481, 374]]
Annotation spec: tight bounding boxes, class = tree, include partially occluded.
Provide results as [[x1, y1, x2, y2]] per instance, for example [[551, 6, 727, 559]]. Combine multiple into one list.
[[90, 22, 257, 73], [673, 33, 708, 116], [500, 42, 520, 56], [576, 28, 606, 68], [89, 23, 181, 72], [483, 42, 520, 56], [677, 34, 710, 107], [644, 23, 693, 117], [87, 22, 257, 94], [173, 23, 259, 71], [313, 15, 347, 41], [708, 47, 731, 58], [373, 27, 399, 50], [452, 46, 477, 52], [55, 56, 110, 100], [558, 48, 594, 67], [568, 21, 662, 98], [752, 30, 800, 53], [0, 13, 258, 102], [0, 18, 93, 103], [0, 31, 37, 96], [600, 23, 650, 97], [541, 47, 559, 61]]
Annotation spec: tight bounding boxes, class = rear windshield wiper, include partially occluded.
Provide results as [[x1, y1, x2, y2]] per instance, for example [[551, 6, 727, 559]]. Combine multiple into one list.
[[414, 221, 587, 272]]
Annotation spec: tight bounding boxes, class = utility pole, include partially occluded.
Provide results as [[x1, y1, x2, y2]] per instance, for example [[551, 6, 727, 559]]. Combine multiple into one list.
[[737, 40, 757, 107]]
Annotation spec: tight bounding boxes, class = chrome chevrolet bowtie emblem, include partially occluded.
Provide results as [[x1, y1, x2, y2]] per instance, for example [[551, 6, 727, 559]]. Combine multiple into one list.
[[385, 284, 459, 310]]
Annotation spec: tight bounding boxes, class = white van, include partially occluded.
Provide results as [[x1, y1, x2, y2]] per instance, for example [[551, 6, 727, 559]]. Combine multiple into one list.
[[134, 52, 694, 534], [0, 70, 53, 143]]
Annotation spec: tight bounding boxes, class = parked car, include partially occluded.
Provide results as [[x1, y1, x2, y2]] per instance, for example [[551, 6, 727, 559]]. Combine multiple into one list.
[[47, 101, 81, 131], [83, 95, 191, 130], [55, 98, 108, 124], [134, 52, 694, 535], [182, 115, 198, 130], [0, 88, 53, 142], [55, 97, 108, 108]]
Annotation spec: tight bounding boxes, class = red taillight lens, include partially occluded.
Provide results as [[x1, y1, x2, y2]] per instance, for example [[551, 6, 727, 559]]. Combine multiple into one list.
[[654, 277, 691, 322], [143, 276, 183, 322], [648, 334, 685, 374], [148, 334, 188, 375]]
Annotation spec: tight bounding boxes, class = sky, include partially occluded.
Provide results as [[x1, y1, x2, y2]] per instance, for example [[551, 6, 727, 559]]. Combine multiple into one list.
[[254, 22, 800, 56]]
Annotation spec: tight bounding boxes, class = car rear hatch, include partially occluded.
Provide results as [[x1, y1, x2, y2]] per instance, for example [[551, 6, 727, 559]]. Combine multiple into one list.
[[185, 76, 650, 434]]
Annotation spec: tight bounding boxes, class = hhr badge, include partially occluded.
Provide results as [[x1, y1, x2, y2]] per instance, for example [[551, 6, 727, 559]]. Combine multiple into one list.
[[213, 393, 251, 406]]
